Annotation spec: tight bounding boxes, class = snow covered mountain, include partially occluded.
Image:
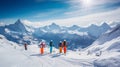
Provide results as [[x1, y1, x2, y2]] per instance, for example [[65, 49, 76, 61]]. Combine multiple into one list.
[[7, 19, 27, 33], [0, 19, 111, 49], [110, 21, 120, 28], [0, 19, 36, 45], [78, 22, 111, 37], [95, 24, 120, 45], [85, 24, 120, 53]]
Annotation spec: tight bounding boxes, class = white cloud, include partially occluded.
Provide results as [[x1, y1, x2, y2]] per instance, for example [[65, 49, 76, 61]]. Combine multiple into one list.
[[33, 9, 63, 18], [68, 0, 120, 8], [21, 8, 120, 27], [22, 20, 51, 28], [0, 22, 5, 26], [62, 0, 120, 21], [40, 8, 120, 27], [0, 18, 17, 25]]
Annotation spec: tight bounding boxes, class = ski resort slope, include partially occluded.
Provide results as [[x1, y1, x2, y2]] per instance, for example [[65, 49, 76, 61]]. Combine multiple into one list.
[[0, 34, 94, 67], [0, 34, 120, 67]]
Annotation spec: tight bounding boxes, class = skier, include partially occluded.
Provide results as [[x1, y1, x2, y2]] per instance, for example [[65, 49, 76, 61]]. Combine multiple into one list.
[[49, 40, 54, 54], [24, 43, 27, 50], [59, 41, 62, 53], [40, 41, 46, 55], [63, 40, 67, 55]]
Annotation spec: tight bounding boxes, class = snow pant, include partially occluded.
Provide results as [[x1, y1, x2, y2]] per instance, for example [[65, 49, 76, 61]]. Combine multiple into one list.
[[64, 46, 67, 54], [59, 47, 62, 53], [50, 46, 53, 53], [40, 47, 44, 54]]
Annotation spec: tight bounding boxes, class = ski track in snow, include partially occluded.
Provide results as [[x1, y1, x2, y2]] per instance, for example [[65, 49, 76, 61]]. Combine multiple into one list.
[[0, 43, 119, 67], [18, 45, 94, 67]]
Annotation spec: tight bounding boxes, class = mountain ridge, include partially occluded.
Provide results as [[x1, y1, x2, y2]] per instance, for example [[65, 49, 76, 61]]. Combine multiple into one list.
[[0, 19, 111, 49]]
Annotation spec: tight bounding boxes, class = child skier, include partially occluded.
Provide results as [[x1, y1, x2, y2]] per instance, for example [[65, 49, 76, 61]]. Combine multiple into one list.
[[49, 40, 54, 54], [24, 43, 27, 50], [59, 41, 62, 53], [40, 41, 46, 55], [63, 40, 67, 55]]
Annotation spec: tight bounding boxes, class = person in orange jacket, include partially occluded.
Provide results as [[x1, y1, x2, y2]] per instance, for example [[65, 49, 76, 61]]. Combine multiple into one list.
[[63, 40, 67, 55], [59, 41, 62, 53], [40, 41, 46, 55]]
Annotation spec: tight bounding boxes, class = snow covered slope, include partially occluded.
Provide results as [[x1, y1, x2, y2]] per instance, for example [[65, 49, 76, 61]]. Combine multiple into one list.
[[0, 35, 87, 67], [85, 24, 120, 54], [81, 24, 120, 67], [0, 34, 93, 67], [0, 35, 51, 67], [93, 53, 120, 67], [0, 34, 120, 67]]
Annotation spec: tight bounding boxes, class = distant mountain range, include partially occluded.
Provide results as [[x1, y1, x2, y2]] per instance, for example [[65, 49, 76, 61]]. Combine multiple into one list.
[[0, 19, 111, 49]]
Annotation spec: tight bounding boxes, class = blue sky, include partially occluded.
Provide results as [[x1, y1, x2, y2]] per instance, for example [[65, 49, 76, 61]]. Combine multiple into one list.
[[0, 0, 120, 26]]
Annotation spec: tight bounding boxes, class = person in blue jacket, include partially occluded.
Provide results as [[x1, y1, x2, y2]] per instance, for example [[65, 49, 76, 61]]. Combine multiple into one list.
[[49, 40, 54, 53]]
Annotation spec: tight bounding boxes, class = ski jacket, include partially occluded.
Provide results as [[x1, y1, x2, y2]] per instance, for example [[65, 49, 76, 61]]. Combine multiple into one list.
[[59, 42, 62, 47], [24, 44, 27, 47], [24, 44, 27, 50], [50, 41, 53, 47], [40, 42, 45, 48], [63, 41, 67, 47]]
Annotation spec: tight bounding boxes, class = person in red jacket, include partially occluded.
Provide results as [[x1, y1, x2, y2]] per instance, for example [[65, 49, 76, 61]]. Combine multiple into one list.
[[63, 40, 67, 55], [40, 41, 46, 55]]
